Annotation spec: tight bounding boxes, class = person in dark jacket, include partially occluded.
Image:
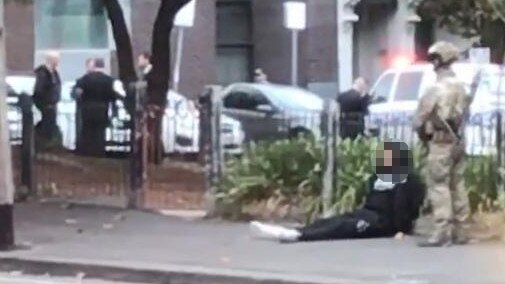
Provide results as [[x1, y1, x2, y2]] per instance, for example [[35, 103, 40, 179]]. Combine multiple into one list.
[[74, 58, 124, 157], [33, 51, 62, 149], [137, 51, 152, 80], [337, 77, 371, 140], [250, 141, 426, 242]]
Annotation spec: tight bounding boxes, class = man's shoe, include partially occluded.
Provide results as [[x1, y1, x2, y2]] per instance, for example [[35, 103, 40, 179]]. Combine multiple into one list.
[[417, 238, 452, 247]]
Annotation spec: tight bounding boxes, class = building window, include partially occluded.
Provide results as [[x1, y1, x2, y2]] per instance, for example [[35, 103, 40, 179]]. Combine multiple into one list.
[[216, 0, 253, 86], [35, 0, 108, 49]]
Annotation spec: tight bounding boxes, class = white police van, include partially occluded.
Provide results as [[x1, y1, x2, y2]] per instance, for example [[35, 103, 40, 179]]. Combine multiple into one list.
[[367, 63, 505, 155]]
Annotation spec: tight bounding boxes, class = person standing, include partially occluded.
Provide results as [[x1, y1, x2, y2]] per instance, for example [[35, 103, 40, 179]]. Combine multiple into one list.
[[414, 41, 470, 247], [33, 51, 62, 149], [254, 68, 269, 84], [74, 58, 124, 157], [336, 77, 370, 140], [137, 51, 152, 80]]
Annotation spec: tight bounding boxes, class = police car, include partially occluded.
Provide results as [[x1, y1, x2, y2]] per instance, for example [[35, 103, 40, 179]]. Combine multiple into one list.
[[367, 62, 505, 155], [6, 76, 245, 155]]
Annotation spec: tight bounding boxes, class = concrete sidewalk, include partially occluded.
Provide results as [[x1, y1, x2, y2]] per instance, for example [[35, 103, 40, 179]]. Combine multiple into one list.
[[1, 202, 505, 284]]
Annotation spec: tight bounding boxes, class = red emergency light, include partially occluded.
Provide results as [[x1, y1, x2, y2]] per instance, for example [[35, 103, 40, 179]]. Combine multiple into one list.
[[391, 55, 413, 69]]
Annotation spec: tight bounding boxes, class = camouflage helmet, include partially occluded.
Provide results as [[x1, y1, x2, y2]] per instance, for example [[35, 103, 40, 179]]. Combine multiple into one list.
[[427, 41, 460, 65]]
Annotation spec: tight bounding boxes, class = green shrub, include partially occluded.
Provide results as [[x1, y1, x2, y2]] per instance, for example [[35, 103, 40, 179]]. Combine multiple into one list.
[[217, 137, 501, 221]]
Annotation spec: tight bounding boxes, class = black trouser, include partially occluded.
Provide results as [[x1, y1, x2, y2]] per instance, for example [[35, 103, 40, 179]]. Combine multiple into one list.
[[76, 104, 109, 157], [298, 209, 392, 242], [339, 118, 365, 140], [35, 106, 62, 148]]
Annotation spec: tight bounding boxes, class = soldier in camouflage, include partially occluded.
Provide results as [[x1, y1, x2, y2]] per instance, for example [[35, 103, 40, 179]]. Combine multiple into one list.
[[414, 41, 471, 247]]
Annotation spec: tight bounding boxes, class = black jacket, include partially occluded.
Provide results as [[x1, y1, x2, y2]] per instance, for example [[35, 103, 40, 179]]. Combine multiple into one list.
[[336, 89, 370, 139], [33, 65, 61, 109], [363, 174, 426, 234], [74, 71, 121, 125], [336, 89, 369, 116]]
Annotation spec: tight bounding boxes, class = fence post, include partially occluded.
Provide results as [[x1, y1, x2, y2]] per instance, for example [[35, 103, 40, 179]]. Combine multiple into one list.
[[322, 99, 337, 218], [201, 85, 223, 217], [19, 93, 35, 196], [129, 81, 147, 209]]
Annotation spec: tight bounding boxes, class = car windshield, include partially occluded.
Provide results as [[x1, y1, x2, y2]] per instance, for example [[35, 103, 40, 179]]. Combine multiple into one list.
[[253, 84, 323, 111], [393, 72, 423, 102], [370, 73, 394, 103]]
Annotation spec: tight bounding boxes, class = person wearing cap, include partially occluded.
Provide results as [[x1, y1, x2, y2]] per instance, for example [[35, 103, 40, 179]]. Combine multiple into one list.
[[33, 51, 62, 149], [414, 41, 471, 247], [74, 58, 124, 157]]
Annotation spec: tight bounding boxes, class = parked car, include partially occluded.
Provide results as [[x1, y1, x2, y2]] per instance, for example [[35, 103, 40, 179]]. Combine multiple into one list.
[[367, 63, 505, 155], [221, 83, 323, 143], [6, 76, 245, 155]]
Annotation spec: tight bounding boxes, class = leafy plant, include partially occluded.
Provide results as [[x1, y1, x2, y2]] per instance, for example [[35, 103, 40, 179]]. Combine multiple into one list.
[[217, 136, 502, 221]]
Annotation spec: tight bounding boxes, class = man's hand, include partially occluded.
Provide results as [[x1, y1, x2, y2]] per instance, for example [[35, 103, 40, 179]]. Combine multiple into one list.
[[394, 232, 405, 240]]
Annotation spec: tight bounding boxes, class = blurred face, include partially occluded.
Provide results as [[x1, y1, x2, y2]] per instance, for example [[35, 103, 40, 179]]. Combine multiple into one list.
[[46, 54, 60, 70], [138, 55, 149, 68], [382, 149, 393, 167], [354, 78, 368, 94], [86, 59, 95, 73]]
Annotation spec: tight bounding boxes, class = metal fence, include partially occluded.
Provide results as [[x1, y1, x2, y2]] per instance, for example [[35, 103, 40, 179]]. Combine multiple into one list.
[[8, 83, 505, 213], [200, 86, 505, 216]]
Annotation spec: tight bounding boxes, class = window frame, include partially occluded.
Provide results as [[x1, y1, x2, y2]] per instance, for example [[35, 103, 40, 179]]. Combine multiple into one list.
[[34, 0, 109, 50], [216, 0, 254, 85]]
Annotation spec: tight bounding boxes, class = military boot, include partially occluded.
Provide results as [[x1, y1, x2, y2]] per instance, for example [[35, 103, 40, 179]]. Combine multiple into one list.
[[452, 235, 470, 245], [418, 231, 452, 247], [417, 238, 452, 247]]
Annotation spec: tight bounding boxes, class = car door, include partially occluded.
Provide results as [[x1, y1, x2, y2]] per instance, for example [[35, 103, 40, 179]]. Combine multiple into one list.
[[222, 88, 278, 143]]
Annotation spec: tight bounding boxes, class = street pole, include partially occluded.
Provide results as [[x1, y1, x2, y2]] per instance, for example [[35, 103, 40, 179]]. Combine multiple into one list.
[[0, 0, 15, 251], [173, 27, 185, 93], [291, 29, 299, 86]]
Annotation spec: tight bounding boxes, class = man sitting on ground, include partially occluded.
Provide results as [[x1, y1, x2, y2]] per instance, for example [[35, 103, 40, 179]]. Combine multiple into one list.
[[250, 141, 426, 242]]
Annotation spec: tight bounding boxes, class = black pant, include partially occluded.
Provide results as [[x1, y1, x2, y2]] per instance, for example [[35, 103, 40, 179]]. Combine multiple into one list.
[[339, 118, 365, 140], [298, 209, 391, 241], [76, 104, 109, 157], [35, 106, 62, 149]]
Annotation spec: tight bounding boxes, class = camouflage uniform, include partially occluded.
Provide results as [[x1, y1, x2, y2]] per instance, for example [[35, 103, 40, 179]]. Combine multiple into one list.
[[414, 42, 471, 246]]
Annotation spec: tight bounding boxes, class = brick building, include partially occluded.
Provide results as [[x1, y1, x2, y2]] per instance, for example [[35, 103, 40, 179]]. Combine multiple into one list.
[[3, 0, 472, 99]]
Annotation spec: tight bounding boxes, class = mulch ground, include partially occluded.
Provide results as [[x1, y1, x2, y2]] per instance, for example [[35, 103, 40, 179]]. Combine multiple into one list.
[[10, 146, 205, 210]]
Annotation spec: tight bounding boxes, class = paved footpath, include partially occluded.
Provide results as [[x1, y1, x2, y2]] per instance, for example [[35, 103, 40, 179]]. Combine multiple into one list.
[[0, 202, 505, 284], [0, 272, 142, 284]]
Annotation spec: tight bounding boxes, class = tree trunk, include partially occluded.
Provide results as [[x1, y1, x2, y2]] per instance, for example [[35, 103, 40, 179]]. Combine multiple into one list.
[[102, 0, 137, 85], [0, 0, 15, 251], [146, 0, 190, 164], [480, 18, 505, 64]]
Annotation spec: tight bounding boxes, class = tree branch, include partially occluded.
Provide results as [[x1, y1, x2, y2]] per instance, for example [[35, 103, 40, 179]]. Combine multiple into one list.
[[148, 0, 190, 106], [102, 0, 137, 86]]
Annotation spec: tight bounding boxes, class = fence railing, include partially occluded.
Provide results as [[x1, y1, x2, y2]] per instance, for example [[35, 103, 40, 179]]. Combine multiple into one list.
[[200, 87, 505, 216], [8, 84, 505, 214]]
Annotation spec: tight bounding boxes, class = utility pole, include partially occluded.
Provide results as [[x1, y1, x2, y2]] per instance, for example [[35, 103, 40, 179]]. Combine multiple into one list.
[[0, 0, 14, 251]]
